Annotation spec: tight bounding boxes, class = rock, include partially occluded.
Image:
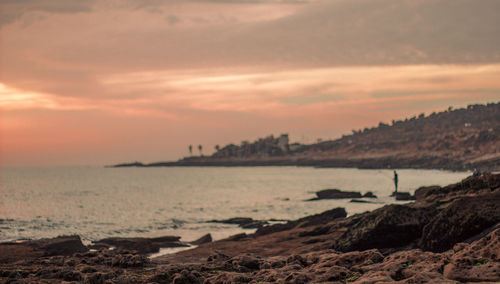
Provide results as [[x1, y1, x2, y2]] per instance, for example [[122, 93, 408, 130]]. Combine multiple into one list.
[[418, 173, 500, 202], [311, 189, 362, 200], [254, 223, 292, 236], [297, 207, 347, 228], [350, 199, 377, 203], [26, 235, 88, 256], [205, 272, 252, 284], [335, 204, 436, 252], [171, 269, 203, 284], [312, 265, 352, 282], [94, 236, 188, 254], [363, 191, 377, 198], [255, 207, 346, 236], [442, 228, 500, 283], [208, 217, 269, 229], [224, 233, 247, 242], [209, 217, 254, 225], [95, 238, 157, 254], [230, 255, 262, 270], [189, 234, 212, 245], [419, 192, 500, 252], [391, 191, 416, 200], [326, 249, 384, 268], [414, 185, 441, 201]]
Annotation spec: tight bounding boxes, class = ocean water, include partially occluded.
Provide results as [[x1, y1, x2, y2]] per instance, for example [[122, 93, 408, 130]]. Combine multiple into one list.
[[0, 166, 469, 243]]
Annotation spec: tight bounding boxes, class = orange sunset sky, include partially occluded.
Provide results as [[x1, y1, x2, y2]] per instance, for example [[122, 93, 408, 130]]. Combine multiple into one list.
[[1, 0, 499, 167]]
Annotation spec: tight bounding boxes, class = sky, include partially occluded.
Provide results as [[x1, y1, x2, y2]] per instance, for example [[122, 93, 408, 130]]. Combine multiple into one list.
[[1, 0, 499, 167]]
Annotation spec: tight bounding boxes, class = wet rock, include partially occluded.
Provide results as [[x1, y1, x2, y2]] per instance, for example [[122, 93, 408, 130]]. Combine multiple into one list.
[[207, 217, 268, 229], [240, 220, 268, 229], [27, 235, 88, 256], [311, 189, 362, 200], [350, 199, 378, 204], [391, 191, 416, 201], [419, 192, 500, 252], [363, 191, 377, 198], [94, 236, 188, 254], [335, 204, 436, 252], [190, 234, 212, 245], [256, 207, 346, 236]]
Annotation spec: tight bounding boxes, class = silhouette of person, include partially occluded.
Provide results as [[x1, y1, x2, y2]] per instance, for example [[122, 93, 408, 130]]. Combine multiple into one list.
[[393, 170, 399, 193], [473, 168, 479, 177]]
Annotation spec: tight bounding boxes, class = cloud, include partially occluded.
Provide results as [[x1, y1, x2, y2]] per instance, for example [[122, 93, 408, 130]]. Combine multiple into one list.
[[2, 0, 500, 111], [0, 0, 95, 26]]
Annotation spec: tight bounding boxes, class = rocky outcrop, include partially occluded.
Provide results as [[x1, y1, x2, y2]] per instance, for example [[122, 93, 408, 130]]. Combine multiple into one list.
[[419, 191, 500, 252], [335, 204, 436, 252]]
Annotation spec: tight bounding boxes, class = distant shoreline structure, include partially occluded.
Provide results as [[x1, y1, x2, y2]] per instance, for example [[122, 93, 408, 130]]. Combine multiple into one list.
[[110, 102, 500, 172]]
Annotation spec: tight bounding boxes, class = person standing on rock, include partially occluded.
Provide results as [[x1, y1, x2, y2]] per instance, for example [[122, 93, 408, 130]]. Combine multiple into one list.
[[393, 170, 398, 193]]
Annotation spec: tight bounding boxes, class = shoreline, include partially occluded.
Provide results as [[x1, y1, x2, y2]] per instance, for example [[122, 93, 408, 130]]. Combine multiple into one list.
[[1, 173, 499, 282], [110, 154, 500, 172]]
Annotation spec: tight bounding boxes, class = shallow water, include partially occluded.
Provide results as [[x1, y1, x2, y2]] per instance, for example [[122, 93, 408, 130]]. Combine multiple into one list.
[[0, 166, 469, 243]]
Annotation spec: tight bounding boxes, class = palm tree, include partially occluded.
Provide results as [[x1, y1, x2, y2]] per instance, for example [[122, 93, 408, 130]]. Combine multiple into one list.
[[189, 145, 193, 156], [215, 144, 220, 152], [198, 145, 203, 156]]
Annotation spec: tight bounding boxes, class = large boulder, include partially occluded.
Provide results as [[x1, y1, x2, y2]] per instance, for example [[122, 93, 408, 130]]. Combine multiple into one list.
[[418, 192, 500, 252], [335, 204, 436, 252]]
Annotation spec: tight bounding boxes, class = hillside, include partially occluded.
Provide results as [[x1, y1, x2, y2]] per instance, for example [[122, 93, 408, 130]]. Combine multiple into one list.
[[115, 102, 500, 171]]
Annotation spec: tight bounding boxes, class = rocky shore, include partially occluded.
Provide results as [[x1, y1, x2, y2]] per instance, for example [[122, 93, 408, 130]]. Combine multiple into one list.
[[1, 173, 499, 283]]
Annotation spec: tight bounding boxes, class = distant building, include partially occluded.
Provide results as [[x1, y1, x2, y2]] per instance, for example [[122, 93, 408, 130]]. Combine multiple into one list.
[[277, 134, 289, 153]]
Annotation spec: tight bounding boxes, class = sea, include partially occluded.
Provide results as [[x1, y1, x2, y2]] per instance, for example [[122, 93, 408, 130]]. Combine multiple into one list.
[[0, 166, 469, 244]]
